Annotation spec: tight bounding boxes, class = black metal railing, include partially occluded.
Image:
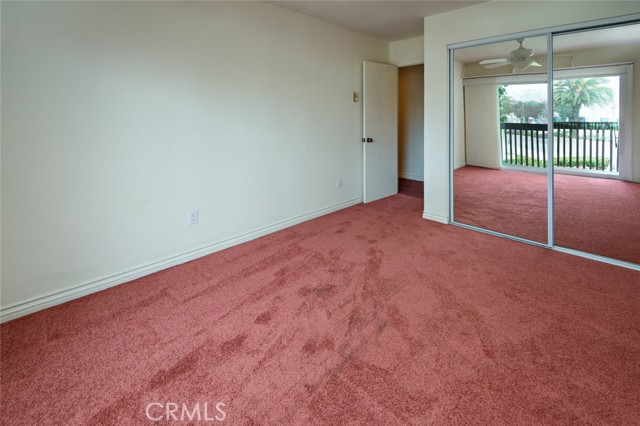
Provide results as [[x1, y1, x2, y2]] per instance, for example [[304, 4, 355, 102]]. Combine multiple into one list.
[[500, 121, 619, 172]]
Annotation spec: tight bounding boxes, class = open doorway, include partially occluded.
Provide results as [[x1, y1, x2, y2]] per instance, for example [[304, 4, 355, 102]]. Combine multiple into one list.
[[398, 64, 424, 198]]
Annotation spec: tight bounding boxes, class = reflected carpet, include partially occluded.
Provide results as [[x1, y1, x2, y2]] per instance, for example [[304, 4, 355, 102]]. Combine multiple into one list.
[[454, 166, 640, 264]]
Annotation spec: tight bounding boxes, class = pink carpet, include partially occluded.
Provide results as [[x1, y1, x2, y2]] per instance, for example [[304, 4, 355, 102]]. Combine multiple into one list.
[[398, 178, 423, 198], [1, 194, 639, 425], [454, 166, 640, 264]]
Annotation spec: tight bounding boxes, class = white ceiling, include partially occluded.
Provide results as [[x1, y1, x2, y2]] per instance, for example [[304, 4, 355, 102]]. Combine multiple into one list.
[[269, 1, 484, 41], [268, 1, 639, 63]]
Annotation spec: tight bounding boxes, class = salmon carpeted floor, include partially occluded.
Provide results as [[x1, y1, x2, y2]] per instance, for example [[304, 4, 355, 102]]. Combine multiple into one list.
[[398, 178, 423, 199], [1, 194, 639, 425], [454, 166, 640, 264]]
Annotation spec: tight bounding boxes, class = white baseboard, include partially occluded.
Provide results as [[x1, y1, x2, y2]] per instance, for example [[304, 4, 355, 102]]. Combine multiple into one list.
[[454, 161, 466, 170], [399, 173, 424, 182], [422, 211, 449, 224], [0, 197, 363, 323]]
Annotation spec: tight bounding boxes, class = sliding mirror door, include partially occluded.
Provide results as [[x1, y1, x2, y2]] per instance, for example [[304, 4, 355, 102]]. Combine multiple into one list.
[[452, 36, 549, 243], [553, 23, 640, 264]]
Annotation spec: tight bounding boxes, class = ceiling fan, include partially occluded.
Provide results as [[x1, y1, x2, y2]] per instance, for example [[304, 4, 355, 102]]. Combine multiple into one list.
[[479, 38, 543, 72]]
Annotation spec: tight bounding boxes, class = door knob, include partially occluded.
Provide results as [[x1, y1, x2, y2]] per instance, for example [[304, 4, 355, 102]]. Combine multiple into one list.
[[361, 138, 373, 143]]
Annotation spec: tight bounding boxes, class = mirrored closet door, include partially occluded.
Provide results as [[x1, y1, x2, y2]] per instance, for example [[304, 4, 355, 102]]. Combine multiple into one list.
[[552, 24, 640, 264], [451, 36, 549, 244]]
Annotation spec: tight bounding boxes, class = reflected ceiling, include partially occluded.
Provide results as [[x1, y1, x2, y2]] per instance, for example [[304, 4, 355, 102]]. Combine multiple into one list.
[[453, 24, 640, 64]]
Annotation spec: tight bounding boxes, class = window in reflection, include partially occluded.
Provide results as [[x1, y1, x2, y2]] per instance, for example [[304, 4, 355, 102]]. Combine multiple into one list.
[[552, 24, 640, 264]]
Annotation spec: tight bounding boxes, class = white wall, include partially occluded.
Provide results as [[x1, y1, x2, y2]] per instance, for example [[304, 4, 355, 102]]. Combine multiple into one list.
[[423, 1, 640, 223], [0, 1, 387, 319], [390, 36, 423, 67], [464, 85, 501, 169], [453, 60, 466, 169], [398, 65, 424, 181]]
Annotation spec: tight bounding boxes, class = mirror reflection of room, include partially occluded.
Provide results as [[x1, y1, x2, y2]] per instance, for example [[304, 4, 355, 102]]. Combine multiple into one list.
[[552, 24, 640, 264], [452, 36, 549, 243]]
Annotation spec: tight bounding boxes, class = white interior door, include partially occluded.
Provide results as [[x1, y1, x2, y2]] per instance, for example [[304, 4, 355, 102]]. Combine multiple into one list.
[[363, 61, 398, 203]]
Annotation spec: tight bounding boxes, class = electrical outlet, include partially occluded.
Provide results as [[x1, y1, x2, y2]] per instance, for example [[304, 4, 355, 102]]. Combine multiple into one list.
[[188, 209, 199, 225], [337, 178, 343, 188]]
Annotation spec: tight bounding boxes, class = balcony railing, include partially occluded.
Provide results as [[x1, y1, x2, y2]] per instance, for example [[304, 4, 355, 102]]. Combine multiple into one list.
[[500, 121, 619, 172]]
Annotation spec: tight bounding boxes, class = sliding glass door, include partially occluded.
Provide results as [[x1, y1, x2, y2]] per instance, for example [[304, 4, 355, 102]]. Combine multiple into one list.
[[449, 15, 640, 269], [451, 36, 549, 244], [552, 24, 640, 265]]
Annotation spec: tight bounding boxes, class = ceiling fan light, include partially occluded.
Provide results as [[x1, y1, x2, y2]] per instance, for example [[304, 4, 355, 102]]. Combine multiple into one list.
[[479, 39, 544, 72]]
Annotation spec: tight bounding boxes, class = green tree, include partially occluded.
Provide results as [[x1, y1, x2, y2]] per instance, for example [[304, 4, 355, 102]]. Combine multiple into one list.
[[553, 78, 613, 121], [503, 96, 547, 123], [498, 85, 508, 122]]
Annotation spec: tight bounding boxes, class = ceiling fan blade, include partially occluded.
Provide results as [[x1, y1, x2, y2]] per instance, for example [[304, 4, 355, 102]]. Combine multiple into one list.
[[529, 61, 542, 67], [484, 62, 510, 69], [479, 58, 509, 65]]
